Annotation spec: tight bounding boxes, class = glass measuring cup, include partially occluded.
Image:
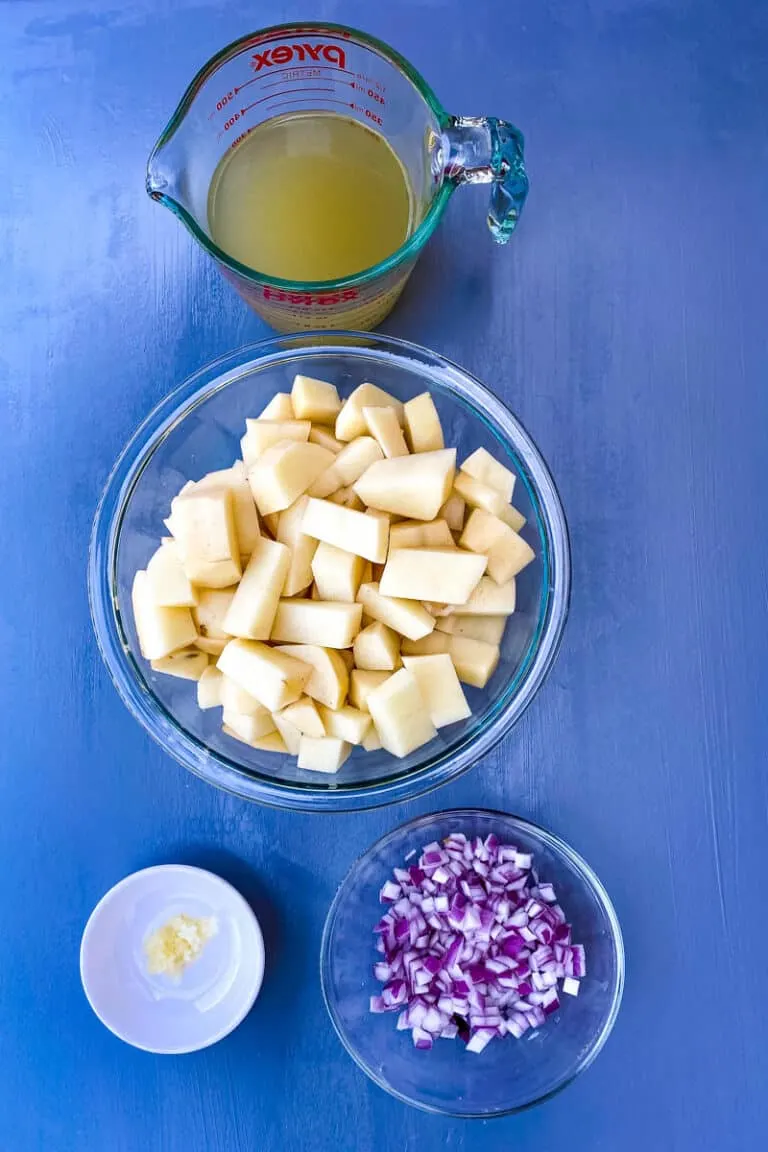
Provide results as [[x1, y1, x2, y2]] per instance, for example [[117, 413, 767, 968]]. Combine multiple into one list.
[[147, 23, 529, 332]]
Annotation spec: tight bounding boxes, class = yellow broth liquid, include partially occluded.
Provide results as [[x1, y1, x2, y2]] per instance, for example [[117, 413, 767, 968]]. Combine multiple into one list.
[[207, 112, 413, 282]]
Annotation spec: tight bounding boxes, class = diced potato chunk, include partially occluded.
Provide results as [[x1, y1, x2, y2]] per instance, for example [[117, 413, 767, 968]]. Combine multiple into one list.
[[450, 576, 517, 616], [362, 727, 382, 751], [132, 571, 198, 660], [271, 710, 302, 754], [422, 519, 455, 547], [401, 653, 471, 728], [311, 436, 384, 499], [440, 493, 466, 533], [222, 724, 287, 752], [318, 705, 372, 744], [499, 504, 525, 532], [302, 498, 389, 563], [270, 599, 362, 648], [151, 648, 209, 681], [241, 420, 310, 466], [261, 511, 280, 539], [401, 633, 499, 688], [248, 441, 336, 516], [453, 471, 507, 518], [403, 392, 444, 453], [311, 541, 365, 602], [357, 582, 435, 641], [461, 447, 516, 502], [192, 586, 235, 643], [388, 519, 453, 551], [354, 449, 456, 521], [327, 487, 365, 511], [460, 509, 535, 584], [387, 521, 424, 550], [436, 614, 507, 644], [257, 392, 294, 421], [217, 639, 310, 712], [272, 644, 349, 710], [278, 695, 326, 738], [307, 463, 343, 499], [333, 437, 384, 486], [335, 382, 403, 441], [309, 425, 344, 453], [276, 495, 318, 597], [171, 488, 241, 588], [193, 461, 261, 556], [220, 675, 272, 717], [379, 548, 487, 604], [353, 622, 401, 671], [366, 669, 437, 758], [146, 541, 197, 607], [297, 736, 351, 773], [338, 649, 355, 673], [195, 636, 227, 656], [250, 731, 289, 753], [349, 669, 391, 711], [363, 407, 409, 458], [290, 374, 341, 424], [222, 536, 290, 639], [197, 665, 223, 709], [222, 708, 277, 743], [400, 632, 450, 657]]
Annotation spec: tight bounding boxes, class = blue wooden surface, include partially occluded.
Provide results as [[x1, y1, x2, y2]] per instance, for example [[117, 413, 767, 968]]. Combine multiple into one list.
[[2, 1, 767, 1148]]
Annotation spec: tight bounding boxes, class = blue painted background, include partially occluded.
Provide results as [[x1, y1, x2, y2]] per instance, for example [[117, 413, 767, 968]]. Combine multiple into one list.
[[2, 1, 767, 1149]]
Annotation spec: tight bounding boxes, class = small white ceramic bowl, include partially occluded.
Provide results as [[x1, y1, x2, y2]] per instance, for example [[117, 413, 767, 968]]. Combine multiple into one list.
[[80, 864, 264, 1053]]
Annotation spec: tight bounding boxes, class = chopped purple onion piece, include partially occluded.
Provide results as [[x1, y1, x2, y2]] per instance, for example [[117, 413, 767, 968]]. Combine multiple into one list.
[[466, 1028, 495, 1054], [370, 831, 585, 1053]]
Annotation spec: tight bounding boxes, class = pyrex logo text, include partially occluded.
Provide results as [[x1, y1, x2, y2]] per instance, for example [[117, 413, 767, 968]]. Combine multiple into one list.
[[251, 44, 347, 72], [261, 287, 359, 305]]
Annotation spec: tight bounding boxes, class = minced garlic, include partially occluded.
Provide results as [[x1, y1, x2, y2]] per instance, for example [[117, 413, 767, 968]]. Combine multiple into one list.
[[144, 913, 218, 979]]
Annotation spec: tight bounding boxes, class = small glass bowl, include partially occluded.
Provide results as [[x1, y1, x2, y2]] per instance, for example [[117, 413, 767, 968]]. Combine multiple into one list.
[[89, 333, 570, 811], [320, 809, 624, 1116]]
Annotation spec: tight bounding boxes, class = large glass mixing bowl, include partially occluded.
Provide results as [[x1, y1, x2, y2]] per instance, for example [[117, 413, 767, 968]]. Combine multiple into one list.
[[88, 333, 570, 810]]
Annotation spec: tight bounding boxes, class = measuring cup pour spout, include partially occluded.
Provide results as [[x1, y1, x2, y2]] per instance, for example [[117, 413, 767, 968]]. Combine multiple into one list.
[[442, 117, 529, 242], [146, 139, 183, 205]]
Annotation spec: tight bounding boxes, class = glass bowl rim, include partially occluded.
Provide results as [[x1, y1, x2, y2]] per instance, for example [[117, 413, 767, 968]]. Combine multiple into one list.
[[88, 331, 571, 812], [319, 806, 625, 1117]]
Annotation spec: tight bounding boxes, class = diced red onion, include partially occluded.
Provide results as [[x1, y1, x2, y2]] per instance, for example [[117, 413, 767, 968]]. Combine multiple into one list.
[[370, 830, 585, 1054]]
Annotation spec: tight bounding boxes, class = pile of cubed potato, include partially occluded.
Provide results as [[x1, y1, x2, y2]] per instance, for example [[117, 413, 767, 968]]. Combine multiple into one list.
[[131, 375, 535, 774]]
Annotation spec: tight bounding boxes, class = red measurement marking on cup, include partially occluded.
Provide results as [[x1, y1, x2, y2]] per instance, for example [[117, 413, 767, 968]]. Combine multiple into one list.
[[349, 101, 384, 127], [209, 66, 354, 115], [262, 97, 356, 117], [237, 63, 353, 91], [355, 74, 386, 92], [228, 127, 256, 151], [216, 88, 339, 137], [259, 86, 336, 99], [264, 71, 322, 87], [349, 81, 386, 106]]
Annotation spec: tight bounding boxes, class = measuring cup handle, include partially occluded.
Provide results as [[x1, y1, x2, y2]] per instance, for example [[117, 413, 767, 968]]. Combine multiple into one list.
[[442, 117, 529, 242]]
